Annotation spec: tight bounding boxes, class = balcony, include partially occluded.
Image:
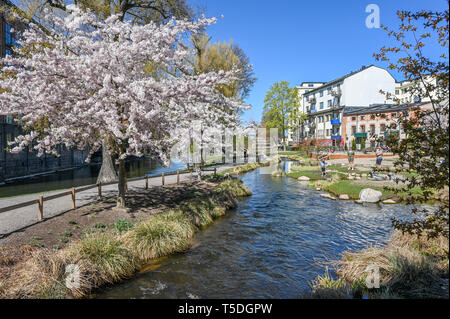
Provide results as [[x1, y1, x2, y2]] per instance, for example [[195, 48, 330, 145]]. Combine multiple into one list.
[[331, 88, 342, 97]]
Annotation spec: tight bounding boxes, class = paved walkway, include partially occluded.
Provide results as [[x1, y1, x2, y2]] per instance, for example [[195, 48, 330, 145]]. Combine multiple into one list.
[[0, 165, 235, 238]]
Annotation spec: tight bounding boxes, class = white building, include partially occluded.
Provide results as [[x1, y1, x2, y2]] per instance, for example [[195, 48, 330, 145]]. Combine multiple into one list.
[[299, 65, 396, 149], [287, 82, 324, 143], [395, 76, 438, 104]]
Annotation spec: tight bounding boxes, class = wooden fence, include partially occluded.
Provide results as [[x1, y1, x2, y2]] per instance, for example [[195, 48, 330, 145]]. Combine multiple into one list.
[[0, 167, 217, 221]]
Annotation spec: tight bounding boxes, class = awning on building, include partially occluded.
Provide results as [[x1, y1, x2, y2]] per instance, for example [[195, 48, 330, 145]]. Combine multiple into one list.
[[384, 130, 399, 137], [354, 132, 367, 138]]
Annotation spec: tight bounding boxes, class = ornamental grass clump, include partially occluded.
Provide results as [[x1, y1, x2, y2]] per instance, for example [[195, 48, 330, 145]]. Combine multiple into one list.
[[311, 230, 449, 299], [122, 211, 195, 263]]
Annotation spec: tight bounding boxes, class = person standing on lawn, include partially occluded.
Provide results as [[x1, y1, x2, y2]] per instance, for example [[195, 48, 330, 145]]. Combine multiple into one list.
[[375, 147, 383, 170], [319, 156, 327, 177], [347, 149, 355, 171]]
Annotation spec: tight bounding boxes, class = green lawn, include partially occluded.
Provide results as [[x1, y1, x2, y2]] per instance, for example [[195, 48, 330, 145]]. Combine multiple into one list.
[[323, 180, 426, 200], [287, 165, 324, 180], [327, 165, 365, 174]]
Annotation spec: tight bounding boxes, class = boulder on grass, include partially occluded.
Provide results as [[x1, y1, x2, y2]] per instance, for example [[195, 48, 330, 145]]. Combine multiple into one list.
[[339, 194, 350, 200], [359, 188, 383, 203], [297, 176, 310, 181]]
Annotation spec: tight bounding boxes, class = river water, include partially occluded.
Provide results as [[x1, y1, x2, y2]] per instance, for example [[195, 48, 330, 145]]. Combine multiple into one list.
[[0, 158, 186, 198], [97, 161, 412, 299]]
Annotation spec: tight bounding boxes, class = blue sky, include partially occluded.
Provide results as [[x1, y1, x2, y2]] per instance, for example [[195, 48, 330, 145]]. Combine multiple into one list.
[[190, 0, 448, 123]]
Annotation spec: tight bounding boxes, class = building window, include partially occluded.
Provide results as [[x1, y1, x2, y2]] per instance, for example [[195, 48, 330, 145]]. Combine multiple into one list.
[[380, 124, 386, 132], [351, 116, 356, 121], [320, 102, 324, 109], [308, 84, 314, 87], [360, 125, 365, 132], [360, 115, 365, 120], [328, 100, 332, 107], [327, 87, 331, 94], [370, 125, 375, 134], [395, 89, 399, 95], [351, 126, 356, 135], [391, 113, 397, 118], [326, 129, 330, 136], [320, 90, 324, 97], [370, 114, 375, 120], [311, 103, 316, 110]]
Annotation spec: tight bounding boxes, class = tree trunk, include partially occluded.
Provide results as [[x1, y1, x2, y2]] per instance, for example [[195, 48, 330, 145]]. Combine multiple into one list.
[[96, 143, 118, 184], [116, 158, 126, 208]]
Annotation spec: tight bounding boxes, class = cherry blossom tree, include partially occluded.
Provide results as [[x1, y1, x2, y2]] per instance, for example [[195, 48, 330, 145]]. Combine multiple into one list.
[[0, 5, 245, 208]]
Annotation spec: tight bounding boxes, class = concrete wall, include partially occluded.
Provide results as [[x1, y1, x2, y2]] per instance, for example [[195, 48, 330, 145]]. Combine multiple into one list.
[[342, 66, 396, 106]]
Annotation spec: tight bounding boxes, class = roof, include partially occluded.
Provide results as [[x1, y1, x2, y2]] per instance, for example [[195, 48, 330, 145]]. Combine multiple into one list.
[[299, 82, 326, 86], [304, 65, 386, 95], [343, 102, 429, 116]]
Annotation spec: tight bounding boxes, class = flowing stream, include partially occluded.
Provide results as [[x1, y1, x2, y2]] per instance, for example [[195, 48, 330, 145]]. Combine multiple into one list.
[[0, 158, 186, 198], [96, 160, 412, 298]]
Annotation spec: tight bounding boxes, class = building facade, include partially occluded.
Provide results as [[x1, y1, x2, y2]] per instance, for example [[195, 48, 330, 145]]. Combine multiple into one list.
[[341, 102, 430, 151], [395, 76, 438, 104], [0, 1, 90, 181], [297, 65, 396, 149], [288, 81, 325, 144]]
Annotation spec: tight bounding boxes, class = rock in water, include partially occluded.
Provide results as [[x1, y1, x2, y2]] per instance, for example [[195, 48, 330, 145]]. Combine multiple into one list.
[[339, 194, 350, 200], [297, 176, 310, 181], [320, 193, 337, 200], [359, 188, 383, 203]]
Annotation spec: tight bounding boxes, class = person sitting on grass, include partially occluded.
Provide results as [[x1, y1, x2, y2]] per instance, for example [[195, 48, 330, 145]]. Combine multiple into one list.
[[319, 157, 327, 177]]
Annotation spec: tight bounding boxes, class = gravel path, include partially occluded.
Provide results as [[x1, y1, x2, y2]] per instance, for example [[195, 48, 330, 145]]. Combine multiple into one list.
[[0, 165, 234, 237]]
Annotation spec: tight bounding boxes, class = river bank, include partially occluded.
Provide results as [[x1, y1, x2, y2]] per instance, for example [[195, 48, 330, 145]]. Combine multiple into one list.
[[0, 177, 251, 298], [308, 230, 449, 299], [280, 152, 447, 204]]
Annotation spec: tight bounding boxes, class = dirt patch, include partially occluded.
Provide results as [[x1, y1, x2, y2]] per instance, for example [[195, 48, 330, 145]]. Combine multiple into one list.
[[0, 181, 216, 250]]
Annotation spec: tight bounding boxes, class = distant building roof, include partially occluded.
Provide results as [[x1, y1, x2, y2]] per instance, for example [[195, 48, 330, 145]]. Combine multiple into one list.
[[343, 102, 428, 116], [304, 65, 389, 95]]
